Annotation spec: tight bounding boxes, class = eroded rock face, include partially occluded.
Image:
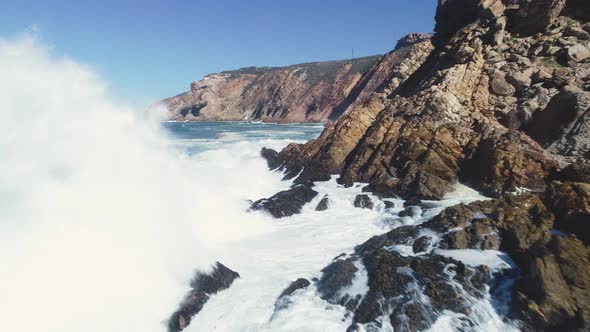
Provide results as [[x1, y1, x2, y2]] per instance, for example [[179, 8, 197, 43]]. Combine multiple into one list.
[[160, 33, 433, 123], [267, 0, 590, 200], [169, 262, 240, 332]]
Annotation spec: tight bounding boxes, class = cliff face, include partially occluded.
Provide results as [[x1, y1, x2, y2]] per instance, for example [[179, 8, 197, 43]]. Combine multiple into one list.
[[256, 2, 590, 330], [161, 39, 433, 123], [271, 0, 590, 200]]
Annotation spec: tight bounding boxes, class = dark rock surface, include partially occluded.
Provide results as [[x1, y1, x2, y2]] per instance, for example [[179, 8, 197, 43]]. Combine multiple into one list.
[[168, 262, 240, 332], [315, 195, 330, 211], [353, 194, 374, 209], [251, 185, 318, 218]]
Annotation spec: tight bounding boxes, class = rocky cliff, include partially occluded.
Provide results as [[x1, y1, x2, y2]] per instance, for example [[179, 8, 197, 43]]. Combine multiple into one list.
[[255, 0, 590, 331], [161, 36, 433, 123], [269, 0, 590, 200]]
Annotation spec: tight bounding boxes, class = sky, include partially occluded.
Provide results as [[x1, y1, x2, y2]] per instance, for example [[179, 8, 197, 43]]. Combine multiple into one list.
[[0, 0, 437, 108]]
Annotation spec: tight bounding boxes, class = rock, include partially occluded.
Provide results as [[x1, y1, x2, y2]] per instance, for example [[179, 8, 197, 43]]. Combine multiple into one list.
[[317, 257, 358, 303], [565, 25, 590, 40], [507, 0, 567, 37], [260, 147, 281, 170], [350, 248, 490, 331], [532, 68, 553, 84], [394, 32, 433, 50], [491, 73, 517, 96], [278, 278, 311, 299], [353, 194, 374, 209], [398, 206, 421, 218], [507, 69, 533, 91], [527, 85, 590, 157], [383, 200, 396, 209], [190, 262, 240, 293], [550, 162, 590, 183], [251, 185, 318, 218], [567, 43, 590, 63], [160, 54, 387, 123], [544, 181, 590, 244], [315, 195, 330, 211], [169, 262, 240, 332], [412, 235, 432, 253], [274, 278, 312, 311], [513, 235, 590, 331], [434, 0, 479, 40]]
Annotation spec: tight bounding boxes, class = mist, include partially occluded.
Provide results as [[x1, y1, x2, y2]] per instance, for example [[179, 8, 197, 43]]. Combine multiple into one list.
[[0, 34, 283, 332]]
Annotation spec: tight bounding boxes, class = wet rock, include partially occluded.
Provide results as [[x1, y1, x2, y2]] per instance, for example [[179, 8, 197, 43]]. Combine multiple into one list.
[[169, 262, 240, 332], [278, 278, 311, 299], [544, 180, 590, 244], [351, 248, 489, 330], [315, 195, 329, 211], [440, 220, 500, 250], [412, 236, 432, 253], [353, 194, 373, 209], [355, 226, 420, 255], [317, 257, 358, 302], [383, 200, 396, 209], [260, 147, 282, 170], [398, 206, 421, 218], [251, 185, 318, 218], [513, 235, 590, 331]]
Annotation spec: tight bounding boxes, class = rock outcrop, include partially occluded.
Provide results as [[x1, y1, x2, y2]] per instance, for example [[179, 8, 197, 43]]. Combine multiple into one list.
[[309, 163, 590, 331], [264, 0, 590, 200], [160, 34, 433, 123], [168, 262, 240, 332]]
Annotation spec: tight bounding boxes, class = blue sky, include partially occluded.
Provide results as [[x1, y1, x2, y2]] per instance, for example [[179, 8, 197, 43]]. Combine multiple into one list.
[[1, 0, 437, 107]]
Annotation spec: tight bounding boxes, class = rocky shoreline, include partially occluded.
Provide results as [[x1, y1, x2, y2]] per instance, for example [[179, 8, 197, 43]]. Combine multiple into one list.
[[169, 0, 590, 331]]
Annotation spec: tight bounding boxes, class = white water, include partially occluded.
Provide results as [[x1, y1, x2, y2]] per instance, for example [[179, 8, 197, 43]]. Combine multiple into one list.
[[0, 34, 520, 332]]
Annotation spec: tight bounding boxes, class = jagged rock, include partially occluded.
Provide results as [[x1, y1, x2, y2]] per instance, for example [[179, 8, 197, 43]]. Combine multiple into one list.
[[348, 244, 490, 331], [544, 180, 590, 244], [513, 235, 590, 331], [261, 147, 281, 170], [565, 26, 590, 40], [383, 200, 396, 209], [567, 43, 590, 63], [169, 262, 240, 332], [528, 85, 590, 157], [507, 69, 533, 91], [251, 185, 318, 218], [394, 33, 433, 50], [412, 235, 432, 253], [278, 278, 311, 299], [507, 0, 567, 37], [550, 162, 590, 183], [353, 194, 373, 209], [317, 257, 358, 302], [398, 205, 421, 218], [315, 195, 330, 211], [492, 73, 517, 96]]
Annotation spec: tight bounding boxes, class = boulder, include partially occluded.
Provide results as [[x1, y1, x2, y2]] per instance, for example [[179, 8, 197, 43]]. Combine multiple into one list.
[[315, 195, 329, 211], [260, 147, 282, 170], [507, 0, 567, 37], [491, 73, 517, 96], [567, 43, 590, 63], [251, 185, 318, 218], [169, 262, 240, 332], [353, 194, 374, 209]]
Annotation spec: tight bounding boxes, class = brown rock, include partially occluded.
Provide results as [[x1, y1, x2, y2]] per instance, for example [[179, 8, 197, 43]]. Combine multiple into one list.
[[491, 73, 517, 95], [567, 43, 590, 63], [507, 0, 567, 37]]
